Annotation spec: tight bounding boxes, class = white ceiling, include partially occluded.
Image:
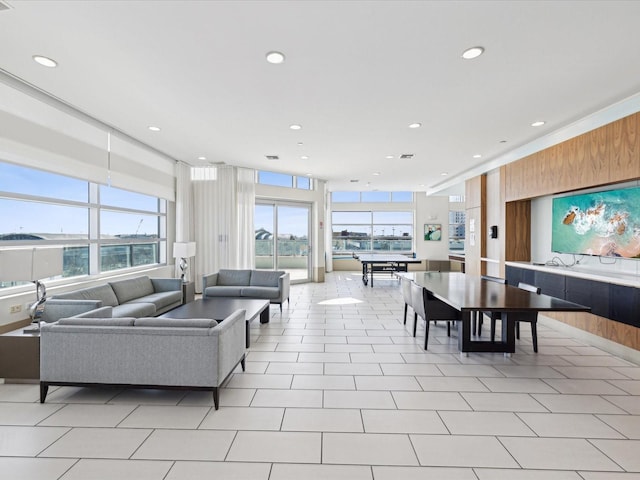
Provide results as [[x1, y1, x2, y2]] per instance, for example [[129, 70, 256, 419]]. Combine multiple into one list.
[[2, 0, 640, 193]]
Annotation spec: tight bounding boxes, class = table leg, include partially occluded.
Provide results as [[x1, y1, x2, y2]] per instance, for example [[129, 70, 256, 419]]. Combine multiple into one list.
[[362, 263, 368, 286], [458, 311, 472, 352], [501, 312, 516, 353]]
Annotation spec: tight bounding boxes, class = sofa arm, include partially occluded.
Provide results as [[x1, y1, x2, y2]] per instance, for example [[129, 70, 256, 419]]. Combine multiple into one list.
[[212, 309, 245, 381], [151, 278, 182, 293], [202, 272, 219, 293], [41, 299, 103, 323], [279, 272, 290, 303], [74, 306, 113, 318]]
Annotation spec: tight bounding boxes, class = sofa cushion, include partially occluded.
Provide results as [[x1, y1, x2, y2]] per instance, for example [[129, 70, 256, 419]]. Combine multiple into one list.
[[54, 284, 119, 307], [57, 317, 135, 327], [109, 276, 155, 304], [127, 291, 183, 310], [112, 302, 156, 318], [217, 269, 252, 286], [250, 270, 284, 287], [241, 286, 281, 300], [135, 318, 218, 328], [203, 286, 243, 297]]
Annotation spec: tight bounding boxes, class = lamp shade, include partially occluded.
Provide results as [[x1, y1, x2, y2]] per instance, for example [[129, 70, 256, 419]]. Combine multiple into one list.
[[0, 247, 63, 282], [31, 247, 64, 280], [173, 242, 196, 259]]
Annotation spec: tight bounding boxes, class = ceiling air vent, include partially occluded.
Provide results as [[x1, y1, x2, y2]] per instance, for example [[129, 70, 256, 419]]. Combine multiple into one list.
[[400, 154, 414, 159], [0, 1, 12, 11], [265, 155, 279, 160], [350, 179, 359, 183]]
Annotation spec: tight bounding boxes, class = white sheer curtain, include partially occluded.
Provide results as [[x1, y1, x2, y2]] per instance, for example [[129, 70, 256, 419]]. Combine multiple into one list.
[[175, 162, 195, 281], [192, 166, 255, 292]]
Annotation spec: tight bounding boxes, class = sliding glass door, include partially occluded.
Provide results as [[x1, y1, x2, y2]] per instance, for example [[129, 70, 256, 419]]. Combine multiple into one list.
[[255, 201, 311, 283]]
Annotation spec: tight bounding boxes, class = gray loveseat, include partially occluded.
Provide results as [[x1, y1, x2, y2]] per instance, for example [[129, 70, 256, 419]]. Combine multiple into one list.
[[40, 309, 246, 409], [202, 269, 290, 311], [41, 276, 183, 322]]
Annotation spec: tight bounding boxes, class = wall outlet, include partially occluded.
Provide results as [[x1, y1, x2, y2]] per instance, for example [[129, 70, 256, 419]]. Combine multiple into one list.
[[9, 304, 22, 314]]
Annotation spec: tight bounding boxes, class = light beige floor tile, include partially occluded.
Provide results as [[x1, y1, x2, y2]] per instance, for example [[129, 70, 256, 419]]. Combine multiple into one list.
[[235, 361, 268, 374], [165, 460, 271, 480], [276, 343, 325, 352], [270, 463, 372, 480], [461, 392, 549, 412], [108, 389, 187, 405], [266, 362, 324, 375], [362, 409, 448, 434], [494, 365, 567, 378], [117, 405, 209, 429], [552, 366, 629, 380], [302, 336, 347, 344], [179, 388, 256, 407], [532, 394, 627, 414], [393, 391, 471, 410], [612, 367, 640, 380], [401, 353, 460, 363], [479, 377, 557, 393], [351, 353, 405, 363], [606, 380, 640, 395], [251, 389, 323, 408], [578, 473, 640, 479], [347, 336, 393, 344], [226, 373, 292, 389], [372, 345, 425, 354], [323, 432, 418, 465], [246, 351, 299, 362], [436, 364, 503, 377], [132, 429, 235, 460], [282, 408, 363, 432], [511, 355, 574, 366], [60, 459, 172, 480], [324, 344, 374, 353], [500, 437, 623, 471], [246, 343, 278, 352], [0, 384, 40, 403], [0, 426, 70, 456], [45, 387, 122, 404], [373, 465, 476, 480], [474, 469, 583, 479], [543, 379, 628, 395], [292, 374, 355, 390], [518, 412, 625, 438], [598, 414, 640, 439], [40, 427, 151, 459], [256, 335, 303, 343], [298, 353, 351, 363], [439, 411, 535, 436], [0, 402, 63, 426], [324, 390, 396, 409], [356, 376, 422, 391], [560, 355, 633, 367], [410, 434, 518, 468], [590, 439, 640, 471], [324, 363, 383, 375], [603, 395, 640, 414], [0, 457, 77, 480], [380, 364, 442, 376], [227, 431, 321, 463], [417, 376, 489, 392], [199, 406, 284, 430], [38, 404, 134, 428]]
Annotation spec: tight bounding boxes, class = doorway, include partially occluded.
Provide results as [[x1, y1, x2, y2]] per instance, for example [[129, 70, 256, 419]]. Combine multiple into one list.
[[255, 201, 311, 283]]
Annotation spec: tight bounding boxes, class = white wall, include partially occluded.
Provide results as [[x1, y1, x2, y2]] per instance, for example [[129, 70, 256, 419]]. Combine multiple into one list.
[[415, 194, 450, 260], [530, 181, 640, 278]]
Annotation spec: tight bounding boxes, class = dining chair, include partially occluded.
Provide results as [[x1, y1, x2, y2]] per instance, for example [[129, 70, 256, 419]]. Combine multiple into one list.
[[400, 276, 413, 325], [411, 282, 462, 350], [514, 281, 541, 352], [477, 275, 507, 337]]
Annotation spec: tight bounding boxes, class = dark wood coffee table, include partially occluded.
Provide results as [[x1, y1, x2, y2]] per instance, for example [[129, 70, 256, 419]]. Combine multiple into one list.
[[160, 297, 269, 347]]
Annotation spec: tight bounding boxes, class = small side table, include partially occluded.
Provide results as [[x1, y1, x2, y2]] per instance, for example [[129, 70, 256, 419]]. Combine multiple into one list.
[[0, 327, 40, 380], [182, 281, 195, 304]]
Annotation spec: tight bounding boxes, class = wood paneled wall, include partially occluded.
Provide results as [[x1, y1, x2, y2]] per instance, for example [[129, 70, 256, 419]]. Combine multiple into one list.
[[505, 112, 640, 201]]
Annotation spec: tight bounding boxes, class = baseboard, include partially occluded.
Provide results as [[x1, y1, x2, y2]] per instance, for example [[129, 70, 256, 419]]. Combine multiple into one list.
[[0, 318, 31, 335]]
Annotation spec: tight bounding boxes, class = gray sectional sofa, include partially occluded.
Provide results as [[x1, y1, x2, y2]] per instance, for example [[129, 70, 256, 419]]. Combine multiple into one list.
[[40, 309, 246, 409], [41, 276, 183, 322], [202, 269, 290, 311]]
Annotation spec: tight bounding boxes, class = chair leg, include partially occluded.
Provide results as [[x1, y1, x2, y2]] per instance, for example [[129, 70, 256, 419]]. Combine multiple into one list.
[[516, 321, 520, 339], [490, 318, 496, 343], [471, 312, 476, 336], [413, 312, 418, 337], [403, 303, 408, 325], [531, 321, 538, 353], [477, 315, 483, 336], [213, 387, 219, 410], [447, 321, 451, 337], [424, 319, 430, 350]]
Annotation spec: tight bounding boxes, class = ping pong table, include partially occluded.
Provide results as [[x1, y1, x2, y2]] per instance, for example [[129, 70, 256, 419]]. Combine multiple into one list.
[[354, 253, 422, 287]]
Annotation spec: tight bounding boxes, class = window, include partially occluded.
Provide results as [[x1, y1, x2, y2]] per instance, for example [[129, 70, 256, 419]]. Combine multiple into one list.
[[331, 191, 412, 202], [257, 171, 313, 190], [0, 161, 166, 290], [332, 211, 413, 254], [449, 210, 465, 250]]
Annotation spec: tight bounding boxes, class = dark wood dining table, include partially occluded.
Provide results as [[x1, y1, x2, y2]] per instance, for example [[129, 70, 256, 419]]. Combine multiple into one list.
[[399, 272, 590, 354]]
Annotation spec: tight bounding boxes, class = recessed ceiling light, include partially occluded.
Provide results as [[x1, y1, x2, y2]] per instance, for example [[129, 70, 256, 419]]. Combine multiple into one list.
[[289, 124, 302, 130], [372, 172, 381, 176], [473, 154, 482, 159], [266, 51, 285, 64], [441, 172, 448, 176], [499, 140, 507, 143], [197, 156, 207, 161], [33, 55, 57, 68], [385, 155, 394, 159], [301, 155, 309, 160], [462, 46, 484, 60], [297, 142, 304, 146], [148, 126, 161, 132], [306, 173, 312, 176], [419, 184, 425, 187], [531, 121, 546, 127], [408, 123, 422, 129]]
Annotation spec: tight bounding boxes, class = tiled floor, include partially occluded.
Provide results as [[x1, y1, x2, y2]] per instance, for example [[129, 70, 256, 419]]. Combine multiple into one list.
[[2, 271, 640, 479]]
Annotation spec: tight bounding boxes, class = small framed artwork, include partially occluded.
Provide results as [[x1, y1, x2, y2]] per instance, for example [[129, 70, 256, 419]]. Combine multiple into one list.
[[424, 223, 442, 241]]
